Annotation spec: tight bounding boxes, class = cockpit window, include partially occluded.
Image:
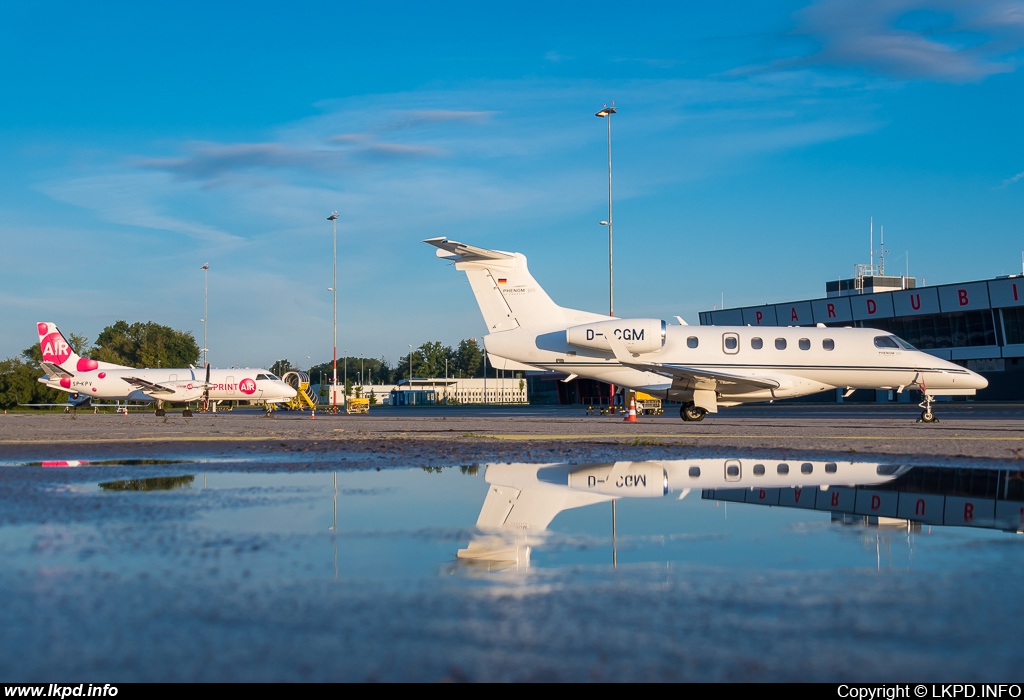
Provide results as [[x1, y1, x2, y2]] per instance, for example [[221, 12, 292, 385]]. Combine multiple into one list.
[[873, 336, 900, 349], [893, 337, 917, 350], [267, 374, 280, 380], [255, 374, 268, 380]]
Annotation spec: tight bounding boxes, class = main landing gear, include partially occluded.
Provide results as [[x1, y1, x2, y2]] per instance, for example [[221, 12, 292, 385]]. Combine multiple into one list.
[[680, 403, 708, 422]]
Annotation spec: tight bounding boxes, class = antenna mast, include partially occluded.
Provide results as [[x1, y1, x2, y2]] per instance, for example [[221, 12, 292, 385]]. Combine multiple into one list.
[[879, 225, 887, 276]]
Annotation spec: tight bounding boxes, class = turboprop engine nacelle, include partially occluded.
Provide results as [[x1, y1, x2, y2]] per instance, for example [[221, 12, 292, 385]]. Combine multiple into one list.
[[566, 318, 666, 354]]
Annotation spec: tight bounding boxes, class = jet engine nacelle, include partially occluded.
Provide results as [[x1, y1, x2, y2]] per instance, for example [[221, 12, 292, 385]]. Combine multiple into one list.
[[568, 464, 669, 497], [566, 318, 666, 354]]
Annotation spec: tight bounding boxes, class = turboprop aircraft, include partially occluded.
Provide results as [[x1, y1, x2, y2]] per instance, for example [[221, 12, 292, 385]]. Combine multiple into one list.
[[35, 322, 297, 416], [425, 238, 987, 423]]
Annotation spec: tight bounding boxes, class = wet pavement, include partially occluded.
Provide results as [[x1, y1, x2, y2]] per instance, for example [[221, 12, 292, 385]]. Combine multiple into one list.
[[2, 403, 1023, 465], [2, 406, 1023, 681]]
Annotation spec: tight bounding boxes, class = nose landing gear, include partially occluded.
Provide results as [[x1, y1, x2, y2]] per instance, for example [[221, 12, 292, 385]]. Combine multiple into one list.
[[918, 393, 938, 423]]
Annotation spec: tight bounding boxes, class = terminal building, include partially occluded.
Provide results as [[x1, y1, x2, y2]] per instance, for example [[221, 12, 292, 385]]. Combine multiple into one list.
[[698, 271, 1024, 401]]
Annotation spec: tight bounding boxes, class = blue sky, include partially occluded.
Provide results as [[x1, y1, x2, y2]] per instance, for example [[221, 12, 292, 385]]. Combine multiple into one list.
[[2, 1, 1023, 369]]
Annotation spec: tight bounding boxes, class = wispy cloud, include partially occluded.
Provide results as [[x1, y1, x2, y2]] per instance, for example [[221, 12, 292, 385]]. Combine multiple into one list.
[[138, 138, 444, 182], [39, 78, 884, 240], [1000, 169, 1024, 186], [38, 173, 244, 244], [382, 109, 496, 131], [777, 0, 1024, 82]]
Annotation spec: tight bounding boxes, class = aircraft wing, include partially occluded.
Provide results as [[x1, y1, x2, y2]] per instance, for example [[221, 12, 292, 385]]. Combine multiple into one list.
[[40, 361, 73, 379], [19, 401, 90, 407], [605, 335, 780, 392], [120, 377, 179, 395], [424, 237, 515, 263]]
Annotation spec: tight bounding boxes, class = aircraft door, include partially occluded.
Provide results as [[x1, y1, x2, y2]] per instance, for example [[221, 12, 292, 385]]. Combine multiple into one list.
[[722, 332, 740, 355], [724, 459, 742, 482]]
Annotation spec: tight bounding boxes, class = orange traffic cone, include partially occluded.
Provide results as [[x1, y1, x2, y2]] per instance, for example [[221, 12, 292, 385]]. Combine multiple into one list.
[[623, 395, 639, 422], [311, 408, 316, 420]]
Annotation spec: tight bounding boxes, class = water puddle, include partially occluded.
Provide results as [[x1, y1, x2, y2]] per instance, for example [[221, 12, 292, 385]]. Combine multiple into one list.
[[3, 453, 1023, 681]]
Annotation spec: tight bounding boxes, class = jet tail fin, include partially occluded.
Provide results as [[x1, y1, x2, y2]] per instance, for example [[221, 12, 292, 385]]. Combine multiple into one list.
[[425, 238, 603, 333]]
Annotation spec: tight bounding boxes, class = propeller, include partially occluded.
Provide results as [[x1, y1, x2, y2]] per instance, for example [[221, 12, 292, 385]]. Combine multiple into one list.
[[203, 363, 211, 411]]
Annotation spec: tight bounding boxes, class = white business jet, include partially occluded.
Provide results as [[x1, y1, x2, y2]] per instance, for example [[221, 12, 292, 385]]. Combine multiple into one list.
[[425, 238, 987, 423], [35, 322, 297, 416]]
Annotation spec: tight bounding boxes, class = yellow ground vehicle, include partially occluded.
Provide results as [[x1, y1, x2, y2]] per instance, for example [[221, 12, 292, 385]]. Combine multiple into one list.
[[346, 397, 370, 414], [634, 392, 663, 415]]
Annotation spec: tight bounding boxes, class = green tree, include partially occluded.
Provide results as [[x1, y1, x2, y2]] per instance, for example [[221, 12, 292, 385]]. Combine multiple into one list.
[[0, 345, 65, 409], [416, 341, 452, 379], [270, 359, 294, 376], [453, 338, 483, 377], [92, 321, 200, 368]]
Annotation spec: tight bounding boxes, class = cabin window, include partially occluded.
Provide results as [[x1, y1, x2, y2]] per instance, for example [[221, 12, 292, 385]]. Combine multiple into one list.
[[726, 464, 740, 478], [823, 339, 835, 351], [825, 462, 837, 474], [751, 337, 763, 349], [775, 338, 787, 350], [687, 336, 699, 349], [724, 336, 737, 351], [777, 463, 790, 475], [753, 464, 765, 476], [799, 338, 810, 350], [874, 335, 900, 349], [688, 466, 701, 477], [801, 463, 813, 474]]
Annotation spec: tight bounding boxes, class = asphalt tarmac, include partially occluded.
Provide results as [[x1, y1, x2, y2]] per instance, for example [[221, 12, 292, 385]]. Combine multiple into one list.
[[2, 402, 1023, 465]]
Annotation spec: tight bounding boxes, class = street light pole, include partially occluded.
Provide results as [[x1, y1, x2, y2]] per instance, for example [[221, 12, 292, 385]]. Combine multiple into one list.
[[596, 103, 616, 318], [596, 103, 618, 410], [327, 212, 339, 412], [200, 262, 209, 367]]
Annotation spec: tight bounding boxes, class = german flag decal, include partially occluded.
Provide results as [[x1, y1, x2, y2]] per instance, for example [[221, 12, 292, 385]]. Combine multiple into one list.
[[497, 278, 507, 284]]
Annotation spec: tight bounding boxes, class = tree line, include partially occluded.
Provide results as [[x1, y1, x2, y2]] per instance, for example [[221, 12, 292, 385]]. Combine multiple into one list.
[[272, 338, 488, 386]]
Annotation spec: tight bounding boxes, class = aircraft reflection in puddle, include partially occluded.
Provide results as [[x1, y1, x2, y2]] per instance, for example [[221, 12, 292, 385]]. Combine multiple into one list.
[[457, 458, 1024, 570]]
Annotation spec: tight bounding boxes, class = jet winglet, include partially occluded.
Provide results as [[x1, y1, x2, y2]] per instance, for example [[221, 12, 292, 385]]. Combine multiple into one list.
[[424, 237, 515, 263]]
